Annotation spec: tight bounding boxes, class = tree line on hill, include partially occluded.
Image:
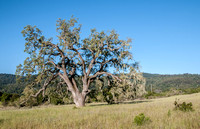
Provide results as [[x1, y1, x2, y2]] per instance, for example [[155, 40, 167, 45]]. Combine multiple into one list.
[[1, 73, 200, 94], [143, 73, 200, 91], [143, 73, 200, 98], [0, 73, 200, 107]]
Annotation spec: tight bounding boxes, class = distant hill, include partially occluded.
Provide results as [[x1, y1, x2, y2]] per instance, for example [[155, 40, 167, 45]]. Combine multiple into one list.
[[0, 73, 200, 94], [0, 74, 16, 85], [143, 73, 200, 91], [0, 74, 26, 94]]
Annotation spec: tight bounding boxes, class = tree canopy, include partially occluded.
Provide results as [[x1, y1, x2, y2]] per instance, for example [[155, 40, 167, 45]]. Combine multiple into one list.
[[16, 17, 142, 107]]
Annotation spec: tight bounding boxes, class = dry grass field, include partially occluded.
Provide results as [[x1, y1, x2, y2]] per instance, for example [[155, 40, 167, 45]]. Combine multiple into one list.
[[0, 93, 200, 129]]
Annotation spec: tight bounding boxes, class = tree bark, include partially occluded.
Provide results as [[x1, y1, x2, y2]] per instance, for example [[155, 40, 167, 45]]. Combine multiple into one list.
[[72, 92, 86, 107]]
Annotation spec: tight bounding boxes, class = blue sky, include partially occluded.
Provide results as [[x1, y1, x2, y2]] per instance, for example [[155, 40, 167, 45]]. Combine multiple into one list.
[[0, 0, 200, 74]]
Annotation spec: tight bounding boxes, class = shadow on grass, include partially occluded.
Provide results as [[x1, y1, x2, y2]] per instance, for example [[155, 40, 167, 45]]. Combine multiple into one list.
[[119, 100, 152, 105], [0, 119, 4, 125], [88, 103, 109, 107], [88, 100, 152, 107]]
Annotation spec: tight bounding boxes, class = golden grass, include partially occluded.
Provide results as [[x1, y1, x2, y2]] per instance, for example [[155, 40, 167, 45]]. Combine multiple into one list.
[[0, 93, 200, 129]]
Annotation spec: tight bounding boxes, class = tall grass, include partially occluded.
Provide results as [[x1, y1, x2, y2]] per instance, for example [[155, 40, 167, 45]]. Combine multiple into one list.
[[0, 93, 200, 129]]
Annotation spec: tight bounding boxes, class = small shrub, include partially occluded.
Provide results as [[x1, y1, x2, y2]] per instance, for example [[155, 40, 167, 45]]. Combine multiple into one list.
[[134, 113, 151, 126], [144, 91, 165, 99], [0, 93, 20, 106], [19, 97, 39, 107], [174, 100, 194, 112], [73, 106, 78, 109], [50, 97, 64, 105], [63, 97, 73, 104], [10, 94, 20, 102], [167, 110, 171, 117]]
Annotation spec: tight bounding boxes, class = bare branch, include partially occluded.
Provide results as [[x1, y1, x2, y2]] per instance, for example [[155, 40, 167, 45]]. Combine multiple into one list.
[[77, 47, 95, 58], [45, 42, 65, 58], [47, 61, 62, 70]]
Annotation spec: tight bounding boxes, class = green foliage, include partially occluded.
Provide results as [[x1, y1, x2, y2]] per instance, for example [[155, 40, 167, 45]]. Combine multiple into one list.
[[182, 87, 200, 94], [144, 87, 200, 99], [144, 91, 165, 99], [167, 110, 171, 117], [0, 73, 146, 105], [103, 89, 114, 104], [19, 84, 68, 107], [113, 69, 146, 100], [15, 16, 137, 107], [174, 100, 194, 112], [1, 73, 200, 98], [1, 72, 200, 106], [73, 106, 78, 109], [20, 95, 45, 107], [1, 93, 12, 105], [50, 97, 64, 105], [10, 94, 20, 102], [45, 87, 67, 105], [85, 72, 146, 104], [49, 93, 64, 105], [144, 73, 200, 92], [0, 92, 20, 106], [0, 74, 27, 94], [19, 85, 42, 107], [133, 113, 151, 126], [144, 91, 155, 99], [0, 74, 16, 85]]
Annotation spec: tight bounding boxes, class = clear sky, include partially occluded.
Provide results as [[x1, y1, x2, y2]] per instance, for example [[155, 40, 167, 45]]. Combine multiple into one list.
[[0, 0, 200, 74]]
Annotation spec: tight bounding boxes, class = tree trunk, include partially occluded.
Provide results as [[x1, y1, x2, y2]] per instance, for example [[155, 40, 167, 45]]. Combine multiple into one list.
[[72, 92, 86, 107]]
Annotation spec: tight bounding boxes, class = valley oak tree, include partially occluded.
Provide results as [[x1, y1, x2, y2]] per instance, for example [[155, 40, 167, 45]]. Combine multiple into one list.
[[16, 17, 137, 107]]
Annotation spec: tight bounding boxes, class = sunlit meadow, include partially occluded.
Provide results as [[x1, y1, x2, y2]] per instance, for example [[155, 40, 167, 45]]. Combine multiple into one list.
[[0, 93, 200, 129]]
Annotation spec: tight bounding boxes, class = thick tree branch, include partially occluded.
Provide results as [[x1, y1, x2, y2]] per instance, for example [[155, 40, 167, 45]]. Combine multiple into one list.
[[86, 57, 96, 76], [58, 72, 79, 93], [70, 47, 86, 76]]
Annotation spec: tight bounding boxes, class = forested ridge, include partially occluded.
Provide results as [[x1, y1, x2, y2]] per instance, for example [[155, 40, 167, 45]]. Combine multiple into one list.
[[143, 73, 200, 91], [1, 73, 200, 94], [0, 74, 26, 94]]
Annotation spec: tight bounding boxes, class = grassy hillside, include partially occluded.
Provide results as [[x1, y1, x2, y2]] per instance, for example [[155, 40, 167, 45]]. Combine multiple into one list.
[[0, 93, 200, 129]]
